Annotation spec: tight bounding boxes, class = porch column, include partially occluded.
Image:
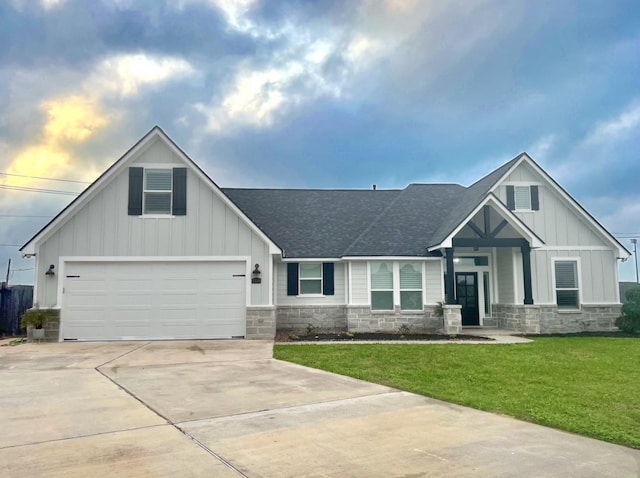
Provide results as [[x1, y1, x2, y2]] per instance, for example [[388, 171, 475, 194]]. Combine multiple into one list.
[[521, 243, 534, 305], [445, 248, 455, 305]]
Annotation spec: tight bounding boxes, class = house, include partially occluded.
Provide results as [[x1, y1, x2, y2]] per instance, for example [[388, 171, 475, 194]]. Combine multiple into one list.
[[20, 127, 630, 341]]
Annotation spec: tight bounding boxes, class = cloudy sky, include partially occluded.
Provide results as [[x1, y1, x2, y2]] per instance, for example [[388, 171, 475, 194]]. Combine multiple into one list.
[[1, 0, 639, 284]]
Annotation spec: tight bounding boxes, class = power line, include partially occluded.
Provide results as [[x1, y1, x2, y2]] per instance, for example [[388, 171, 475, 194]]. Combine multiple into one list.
[[0, 184, 79, 195], [0, 172, 90, 184], [0, 244, 21, 247], [11, 267, 34, 272]]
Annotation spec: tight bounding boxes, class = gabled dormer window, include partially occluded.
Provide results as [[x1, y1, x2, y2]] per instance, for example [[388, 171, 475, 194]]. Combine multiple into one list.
[[506, 185, 539, 211]]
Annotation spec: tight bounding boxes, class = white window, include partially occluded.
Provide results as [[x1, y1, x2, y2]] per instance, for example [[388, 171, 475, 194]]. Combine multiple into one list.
[[144, 169, 172, 214], [299, 263, 322, 294], [400, 263, 423, 310], [555, 260, 579, 309], [514, 186, 531, 210], [371, 262, 394, 310]]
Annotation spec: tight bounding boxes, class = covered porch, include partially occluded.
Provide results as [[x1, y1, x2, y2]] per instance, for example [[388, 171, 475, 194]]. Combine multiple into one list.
[[432, 197, 544, 333]]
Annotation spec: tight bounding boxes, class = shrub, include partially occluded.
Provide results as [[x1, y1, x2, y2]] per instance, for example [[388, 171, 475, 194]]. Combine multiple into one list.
[[615, 286, 640, 334], [20, 306, 60, 330]]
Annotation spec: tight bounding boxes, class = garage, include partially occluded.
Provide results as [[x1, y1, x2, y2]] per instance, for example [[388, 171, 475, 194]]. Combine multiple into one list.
[[61, 259, 247, 341]]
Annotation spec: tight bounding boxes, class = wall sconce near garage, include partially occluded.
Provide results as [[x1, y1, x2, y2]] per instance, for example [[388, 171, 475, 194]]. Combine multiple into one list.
[[45, 265, 55, 276], [251, 264, 261, 284]]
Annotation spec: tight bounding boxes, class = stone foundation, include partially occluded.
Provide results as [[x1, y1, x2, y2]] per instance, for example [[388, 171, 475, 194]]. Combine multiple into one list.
[[276, 305, 347, 332], [493, 304, 622, 334], [346, 306, 443, 333], [538, 305, 621, 334], [245, 306, 276, 339]]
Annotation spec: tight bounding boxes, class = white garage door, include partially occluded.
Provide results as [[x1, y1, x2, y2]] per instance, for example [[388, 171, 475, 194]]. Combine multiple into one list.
[[62, 260, 246, 341]]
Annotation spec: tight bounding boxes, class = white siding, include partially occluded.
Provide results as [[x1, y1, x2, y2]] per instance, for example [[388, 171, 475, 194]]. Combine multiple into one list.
[[490, 160, 621, 305], [35, 138, 271, 308], [275, 262, 346, 305], [497, 162, 608, 247], [350, 262, 369, 304], [496, 248, 515, 303], [532, 249, 618, 304], [424, 261, 443, 304]]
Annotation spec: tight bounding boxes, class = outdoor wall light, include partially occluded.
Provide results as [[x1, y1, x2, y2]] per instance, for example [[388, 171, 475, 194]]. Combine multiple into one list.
[[45, 264, 55, 276], [251, 264, 262, 284]]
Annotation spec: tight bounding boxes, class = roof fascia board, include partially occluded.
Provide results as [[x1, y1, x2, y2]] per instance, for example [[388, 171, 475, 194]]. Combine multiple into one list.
[[428, 194, 544, 251], [490, 154, 630, 258]]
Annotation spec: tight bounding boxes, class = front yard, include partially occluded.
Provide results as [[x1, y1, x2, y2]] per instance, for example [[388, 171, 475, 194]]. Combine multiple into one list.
[[274, 337, 640, 449]]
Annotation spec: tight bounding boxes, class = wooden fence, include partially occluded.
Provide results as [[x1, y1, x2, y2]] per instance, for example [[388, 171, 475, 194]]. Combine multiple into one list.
[[0, 283, 34, 336]]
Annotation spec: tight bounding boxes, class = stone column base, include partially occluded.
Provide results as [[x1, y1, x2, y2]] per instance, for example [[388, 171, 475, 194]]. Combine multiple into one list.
[[442, 305, 462, 335]]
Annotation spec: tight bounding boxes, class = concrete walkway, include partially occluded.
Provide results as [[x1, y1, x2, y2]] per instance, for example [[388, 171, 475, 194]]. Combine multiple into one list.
[[1, 340, 638, 477]]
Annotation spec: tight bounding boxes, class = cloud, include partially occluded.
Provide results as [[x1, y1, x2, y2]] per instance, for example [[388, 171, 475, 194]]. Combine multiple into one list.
[[3, 95, 109, 191], [584, 101, 640, 145], [87, 53, 196, 97]]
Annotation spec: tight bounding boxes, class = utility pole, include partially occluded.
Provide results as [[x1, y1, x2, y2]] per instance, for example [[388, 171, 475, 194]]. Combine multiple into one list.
[[4, 259, 10, 287], [631, 239, 639, 283]]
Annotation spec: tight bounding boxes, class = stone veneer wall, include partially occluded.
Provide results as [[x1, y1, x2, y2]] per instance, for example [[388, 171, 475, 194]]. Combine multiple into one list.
[[537, 305, 621, 333], [346, 306, 443, 333], [245, 306, 276, 339], [493, 304, 622, 334], [276, 305, 348, 332]]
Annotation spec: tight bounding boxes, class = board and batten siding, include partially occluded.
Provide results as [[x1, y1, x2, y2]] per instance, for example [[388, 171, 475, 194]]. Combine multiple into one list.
[[275, 262, 345, 305], [531, 249, 618, 304], [496, 248, 515, 304], [349, 262, 369, 304], [493, 160, 620, 304], [496, 162, 606, 247], [35, 137, 271, 308], [424, 261, 443, 304]]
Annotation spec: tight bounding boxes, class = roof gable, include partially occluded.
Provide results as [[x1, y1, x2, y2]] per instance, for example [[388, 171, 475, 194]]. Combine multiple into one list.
[[489, 154, 630, 258], [21, 126, 281, 255]]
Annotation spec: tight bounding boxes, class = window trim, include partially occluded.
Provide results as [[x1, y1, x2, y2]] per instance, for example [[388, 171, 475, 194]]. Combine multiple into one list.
[[370, 262, 395, 311], [552, 258, 581, 310], [399, 262, 423, 311], [369, 261, 425, 312], [514, 185, 532, 211], [298, 263, 323, 296], [143, 168, 173, 216]]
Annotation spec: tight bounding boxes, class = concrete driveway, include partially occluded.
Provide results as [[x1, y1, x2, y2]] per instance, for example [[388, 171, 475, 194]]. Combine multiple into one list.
[[0, 340, 639, 477]]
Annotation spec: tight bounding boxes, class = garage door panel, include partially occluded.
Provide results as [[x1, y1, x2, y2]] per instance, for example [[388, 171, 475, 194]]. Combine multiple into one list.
[[63, 260, 246, 341]]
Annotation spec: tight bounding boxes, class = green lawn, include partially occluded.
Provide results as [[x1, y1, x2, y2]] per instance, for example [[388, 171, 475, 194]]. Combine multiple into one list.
[[274, 337, 640, 449]]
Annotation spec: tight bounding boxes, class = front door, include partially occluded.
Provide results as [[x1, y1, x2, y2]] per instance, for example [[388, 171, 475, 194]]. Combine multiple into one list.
[[456, 272, 479, 326]]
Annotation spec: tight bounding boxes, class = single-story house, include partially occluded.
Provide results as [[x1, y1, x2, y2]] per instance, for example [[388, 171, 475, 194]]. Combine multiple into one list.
[[20, 126, 630, 341]]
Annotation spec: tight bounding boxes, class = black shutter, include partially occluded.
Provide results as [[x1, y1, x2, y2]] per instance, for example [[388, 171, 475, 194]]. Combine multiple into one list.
[[322, 263, 334, 296], [128, 167, 143, 215], [506, 185, 515, 211], [287, 263, 299, 296], [530, 185, 539, 211], [172, 168, 187, 216]]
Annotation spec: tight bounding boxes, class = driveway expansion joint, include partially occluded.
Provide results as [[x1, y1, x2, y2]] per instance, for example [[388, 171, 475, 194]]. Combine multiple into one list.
[[95, 341, 152, 369], [0, 424, 168, 451]]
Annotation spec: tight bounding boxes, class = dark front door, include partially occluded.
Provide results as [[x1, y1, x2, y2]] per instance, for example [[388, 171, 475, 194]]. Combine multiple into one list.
[[456, 272, 479, 326]]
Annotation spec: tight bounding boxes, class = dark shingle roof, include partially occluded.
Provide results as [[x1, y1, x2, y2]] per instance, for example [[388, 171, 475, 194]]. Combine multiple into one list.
[[223, 189, 401, 257], [223, 156, 521, 258]]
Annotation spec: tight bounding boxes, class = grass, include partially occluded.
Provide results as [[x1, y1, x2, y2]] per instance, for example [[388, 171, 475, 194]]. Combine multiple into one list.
[[274, 337, 640, 449]]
